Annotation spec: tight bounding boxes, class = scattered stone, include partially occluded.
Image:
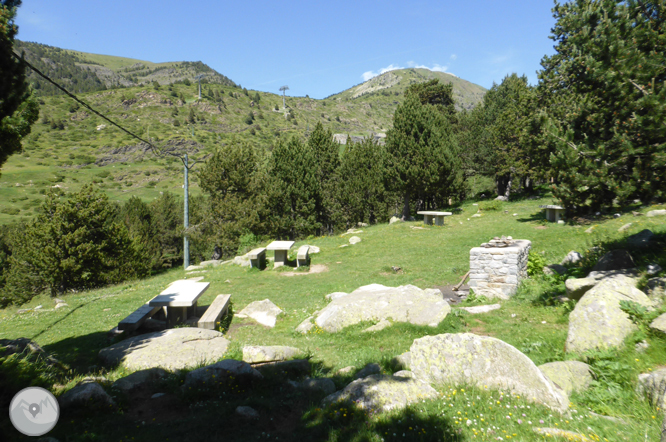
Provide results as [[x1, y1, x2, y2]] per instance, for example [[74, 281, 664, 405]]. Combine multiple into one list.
[[650, 313, 666, 335], [471, 214, 481, 218], [591, 249, 635, 272], [232, 253, 251, 267], [637, 368, 666, 410], [77, 376, 111, 387], [314, 284, 450, 332], [54, 298, 65, 304], [393, 370, 415, 379], [290, 378, 336, 395], [533, 428, 591, 441], [339, 244, 349, 248], [513, 213, 518, 216], [472, 288, 510, 300], [410, 226, 426, 230], [647, 277, 666, 303], [566, 275, 652, 354], [392, 352, 411, 370], [355, 363, 381, 379], [242, 346, 302, 364], [59, 382, 115, 411], [199, 259, 230, 268], [632, 211, 642, 217], [336, 366, 355, 375], [236, 299, 283, 328], [183, 360, 262, 389], [409, 333, 569, 412], [538, 361, 593, 395], [543, 264, 567, 276], [457, 304, 501, 314], [627, 229, 654, 250], [636, 340, 650, 352], [358, 222, 369, 227], [614, 213, 622, 218], [349, 236, 361, 245], [557, 220, 565, 225], [585, 226, 595, 233], [99, 328, 230, 371], [185, 265, 204, 271], [322, 374, 439, 414], [236, 405, 259, 420], [560, 251, 582, 266], [389, 216, 401, 225], [112, 368, 168, 394], [302, 245, 320, 254], [647, 209, 666, 217], [495, 196, 508, 201], [0, 337, 60, 366], [295, 316, 315, 334], [362, 319, 392, 333], [648, 264, 663, 276], [151, 392, 166, 399]]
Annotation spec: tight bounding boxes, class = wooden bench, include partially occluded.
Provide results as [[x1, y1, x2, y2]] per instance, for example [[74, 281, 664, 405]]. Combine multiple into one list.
[[198, 294, 231, 330], [118, 304, 161, 331], [248, 247, 267, 270], [296, 245, 310, 268]]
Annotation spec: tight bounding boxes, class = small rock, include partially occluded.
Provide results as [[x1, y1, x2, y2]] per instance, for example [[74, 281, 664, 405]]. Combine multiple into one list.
[[632, 211, 642, 216], [543, 264, 567, 276], [618, 223, 632, 232], [533, 428, 591, 441], [389, 216, 401, 225], [592, 249, 635, 272], [472, 287, 509, 300], [362, 319, 392, 333], [355, 362, 381, 379], [637, 368, 666, 410], [648, 264, 662, 276], [339, 244, 349, 248], [349, 236, 361, 245], [513, 213, 518, 216], [236, 405, 259, 420], [495, 196, 508, 201], [236, 299, 283, 328], [185, 265, 203, 271], [585, 226, 595, 233], [635, 341, 649, 352], [54, 298, 65, 304], [295, 316, 314, 334], [614, 213, 621, 218], [297, 378, 336, 395], [557, 220, 565, 225], [242, 346, 302, 364], [647, 209, 666, 217], [336, 366, 355, 375], [471, 214, 481, 218], [184, 360, 262, 389], [151, 393, 166, 399], [358, 222, 369, 227], [55, 302, 69, 309], [112, 368, 168, 393], [302, 245, 320, 254], [458, 304, 501, 314], [393, 370, 415, 379], [650, 313, 666, 335], [538, 361, 593, 395], [627, 229, 655, 250], [59, 383, 116, 411], [560, 251, 582, 266]]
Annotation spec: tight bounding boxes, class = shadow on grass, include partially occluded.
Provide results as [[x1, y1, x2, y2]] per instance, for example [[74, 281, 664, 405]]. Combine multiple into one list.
[[42, 330, 111, 374]]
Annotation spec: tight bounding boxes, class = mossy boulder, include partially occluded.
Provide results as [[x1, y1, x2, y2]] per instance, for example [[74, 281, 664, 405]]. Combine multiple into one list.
[[242, 346, 303, 363], [537, 361, 593, 395], [637, 368, 666, 410], [566, 275, 652, 354], [408, 333, 568, 413]]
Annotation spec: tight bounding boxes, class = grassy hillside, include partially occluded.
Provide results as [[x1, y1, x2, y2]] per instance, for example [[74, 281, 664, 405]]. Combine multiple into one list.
[[14, 40, 238, 95], [1, 197, 665, 441], [328, 68, 486, 111]]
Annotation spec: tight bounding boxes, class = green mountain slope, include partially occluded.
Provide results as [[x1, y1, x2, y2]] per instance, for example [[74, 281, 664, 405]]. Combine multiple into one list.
[[328, 68, 486, 111], [14, 40, 238, 95], [0, 47, 487, 225]]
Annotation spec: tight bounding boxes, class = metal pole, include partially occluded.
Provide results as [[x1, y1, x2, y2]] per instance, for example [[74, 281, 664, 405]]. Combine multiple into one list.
[[183, 154, 190, 269], [198, 80, 201, 100]]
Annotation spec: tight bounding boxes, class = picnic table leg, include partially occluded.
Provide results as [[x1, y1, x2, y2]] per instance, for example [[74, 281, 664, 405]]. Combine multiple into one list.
[[274, 250, 287, 268], [435, 216, 444, 226], [423, 214, 432, 225]]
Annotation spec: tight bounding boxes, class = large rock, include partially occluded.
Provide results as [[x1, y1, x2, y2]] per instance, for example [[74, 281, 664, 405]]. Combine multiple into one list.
[[242, 346, 302, 363], [183, 359, 262, 388], [313, 284, 450, 332], [565, 269, 640, 300], [322, 374, 439, 414], [59, 383, 115, 411], [566, 275, 652, 354], [591, 249, 635, 272], [233, 253, 251, 267], [538, 361, 593, 396], [647, 277, 666, 303], [627, 229, 655, 250], [99, 328, 230, 371], [560, 251, 582, 266], [389, 216, 401, 225], [650, 313, 666, 335], [637, 368, 666, 410], [408, 333, 568, 412], [236, 299, 283, 328], [647, 209, 666, 217], [111, 368, 167, 393]]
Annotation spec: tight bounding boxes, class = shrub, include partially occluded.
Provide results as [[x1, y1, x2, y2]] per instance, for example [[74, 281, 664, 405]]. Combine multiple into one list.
[[526, 253, 546, 276], [479, 200, 503, 211]]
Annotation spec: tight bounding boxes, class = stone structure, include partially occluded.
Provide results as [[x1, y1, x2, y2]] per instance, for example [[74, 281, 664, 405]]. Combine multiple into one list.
[[469, 238, 531, 296]]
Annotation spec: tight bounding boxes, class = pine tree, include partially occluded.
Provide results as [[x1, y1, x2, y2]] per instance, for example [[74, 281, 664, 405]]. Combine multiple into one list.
[[307, 122, 340, 233], [539, 0, 666, 212]]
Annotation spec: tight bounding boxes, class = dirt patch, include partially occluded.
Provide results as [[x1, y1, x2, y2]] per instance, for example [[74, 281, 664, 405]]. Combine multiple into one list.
[[535, 226, 548, 230], [430, 284, 469, 305], [280, 264, 329, 277]]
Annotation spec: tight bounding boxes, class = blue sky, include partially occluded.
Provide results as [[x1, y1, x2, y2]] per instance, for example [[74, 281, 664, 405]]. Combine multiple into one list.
[[15, 0, 560, 99]]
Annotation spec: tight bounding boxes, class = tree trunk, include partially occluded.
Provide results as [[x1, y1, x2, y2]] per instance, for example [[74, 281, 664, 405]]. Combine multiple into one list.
[[496, 174, 513, 198], [401, 192, 410, 220]]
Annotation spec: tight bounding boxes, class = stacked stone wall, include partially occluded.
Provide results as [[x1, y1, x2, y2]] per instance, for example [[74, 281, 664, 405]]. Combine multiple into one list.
[[468, 240, 531, 296]]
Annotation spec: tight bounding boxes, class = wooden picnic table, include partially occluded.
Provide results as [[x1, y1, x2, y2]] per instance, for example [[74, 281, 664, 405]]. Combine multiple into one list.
[[417, 211, 453, 226], [266, 240, 295, 268], [148, 280, 210, 328]]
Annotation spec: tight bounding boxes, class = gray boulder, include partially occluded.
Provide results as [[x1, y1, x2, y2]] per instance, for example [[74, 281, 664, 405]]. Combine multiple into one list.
[[637, 368, 666, 411], [393, 370, 415, 379], [458, 304, 501, 314], [627, 229, 655, 250], [355, 363, 381, 379], [236, 405, 259, 420], [59, 383, 115, 410], [295, 316, 315, 334], [322, 374, 439, 414], [233, 253, 251, 267], [647, 277, 666, 303], [560, 251, 582, 266], [242, 346, 302, 363], [111, 368, 167, 393], [408, 333, 568, 412], [349, 236, 362, 245], [647, 209, 666, 217], [650, 313, 666, 335], [99, 328, 230, 371], [648, 264, 663, 276], [289, 378, 336, 395], [236, 299, 283, 328], [392, 351, 411, 370], [543, 264, 567, 276], [566, 275, 652, 354], [538, 361, 593, 396], [565, 269, 640, 300], [389, 216, 401, 225], [183, 359, 262, 388], [314, 284, 450, 332], [591, 250, 635, 272]]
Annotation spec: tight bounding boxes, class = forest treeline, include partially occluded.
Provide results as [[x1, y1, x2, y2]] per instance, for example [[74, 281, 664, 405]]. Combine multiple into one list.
[[0, 0, 664, 306]]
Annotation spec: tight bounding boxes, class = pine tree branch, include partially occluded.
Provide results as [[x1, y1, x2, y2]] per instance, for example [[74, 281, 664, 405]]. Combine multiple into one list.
[[629, 79, 649, 96]]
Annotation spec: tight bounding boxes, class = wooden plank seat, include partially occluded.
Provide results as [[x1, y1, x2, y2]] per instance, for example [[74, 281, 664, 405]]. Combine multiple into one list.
[[297, 245, 310, 268], [198, 294, 231, 330], [118, 304, 160, 331], [248, 247, 267, 270]]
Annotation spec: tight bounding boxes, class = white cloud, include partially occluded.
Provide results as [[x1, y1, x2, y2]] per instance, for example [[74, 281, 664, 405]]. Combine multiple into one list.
[[361, 64, 404, 81], [450, 54, 457, 61], [361, 63, 457, 81]]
